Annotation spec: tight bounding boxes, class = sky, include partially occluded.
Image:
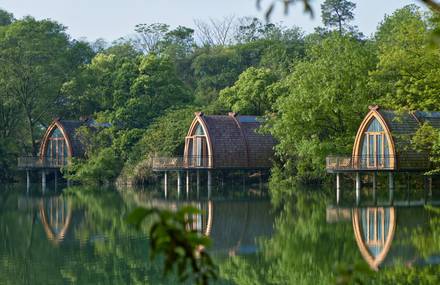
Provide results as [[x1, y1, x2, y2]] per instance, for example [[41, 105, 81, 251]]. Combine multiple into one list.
[[0, 0, 420, 42]]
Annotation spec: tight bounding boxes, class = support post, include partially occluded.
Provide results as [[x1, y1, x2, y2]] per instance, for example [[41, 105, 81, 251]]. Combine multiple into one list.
[[54, 170, 58, 188], [207, 170, 212, 199], [388, 172, 394, 205], [177, 171, 182, 192], [196, 170, 200, 193], [372, 172, 377, 205], [355, 172, 361, 205], [41, 170, 46, 192], [424, 176, 429, 204], [242, 170, 246, 191], [26, 170, 30, 190], [186, 171, 190, 192], [336, 173, 341, 205], [429, 176, 433, 198], [164, 172, 168, 198]]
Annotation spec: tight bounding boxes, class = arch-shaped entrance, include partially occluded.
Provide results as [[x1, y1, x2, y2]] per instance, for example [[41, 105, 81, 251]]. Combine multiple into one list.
[[39, 120, 73, 165], [184, 116, 213, 168], [353, 108, 396, 169]]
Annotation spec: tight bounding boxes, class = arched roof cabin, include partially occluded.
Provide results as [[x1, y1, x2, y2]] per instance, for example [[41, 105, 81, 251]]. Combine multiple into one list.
[[183, 112, 275, 169], [327, 105, 440, 172], [39, 118, 88, 162]]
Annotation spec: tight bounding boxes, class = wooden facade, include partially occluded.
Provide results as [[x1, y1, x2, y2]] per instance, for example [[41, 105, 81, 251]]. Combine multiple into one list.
[[153, 112, 275, 170], [327, 105, 440, 172], [18, 118, 92, 170]]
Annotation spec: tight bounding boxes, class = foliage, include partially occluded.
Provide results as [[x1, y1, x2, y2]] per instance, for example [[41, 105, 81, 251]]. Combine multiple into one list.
[[371, 5, 440, 111], [0, 17, 93, 154], [127, 206, 217, 285], [219, 67, 279, 115], [321, 0, 356, 34], [268, 34, 376, 182]]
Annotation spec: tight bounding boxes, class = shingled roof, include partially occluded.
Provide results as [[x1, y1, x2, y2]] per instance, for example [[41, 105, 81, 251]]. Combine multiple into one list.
[[188, 112, 275, 169], [377, 108, 440, 155]]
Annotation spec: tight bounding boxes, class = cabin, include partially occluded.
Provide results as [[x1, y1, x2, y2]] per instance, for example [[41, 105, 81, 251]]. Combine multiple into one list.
[[39, 118, 88, 165], [327, 105, 440, 173], [18, 117, 101, 187], [326, 105, 440, 202], [153, 112, 275, 171]]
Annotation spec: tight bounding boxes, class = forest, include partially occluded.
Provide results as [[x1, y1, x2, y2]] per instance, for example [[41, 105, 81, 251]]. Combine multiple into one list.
[[1, 1, 440, 184]]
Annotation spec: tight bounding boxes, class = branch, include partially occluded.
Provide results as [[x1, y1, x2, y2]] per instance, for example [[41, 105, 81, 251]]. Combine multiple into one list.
[[420, 0, 440, 14]]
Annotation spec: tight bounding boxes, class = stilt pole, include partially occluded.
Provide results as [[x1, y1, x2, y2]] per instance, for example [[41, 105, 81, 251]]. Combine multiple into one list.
[[336, 173, 341, 205], [388, 172, 394, 205], [164, 172, 168, 198], [26, 170, 30, 190], [41, 170, 46, 192], [372, 172, 377, 205], [355, 172, 361, 205]]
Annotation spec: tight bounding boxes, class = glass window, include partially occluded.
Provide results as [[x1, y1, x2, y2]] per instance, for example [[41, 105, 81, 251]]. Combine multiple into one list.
[[366, 118, 383, 132], [194, 124, 205, 136]]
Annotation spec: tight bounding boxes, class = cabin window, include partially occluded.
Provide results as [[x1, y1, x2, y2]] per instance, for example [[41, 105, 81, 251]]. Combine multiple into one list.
[[45, 127, 68, 162], [360, 118, 390, 168]]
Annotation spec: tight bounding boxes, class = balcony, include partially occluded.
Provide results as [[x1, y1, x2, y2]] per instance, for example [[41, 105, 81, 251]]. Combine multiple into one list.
[[18, 156, 68, 169], [152, 156, 212, 171], [326, 155, 431, 173]]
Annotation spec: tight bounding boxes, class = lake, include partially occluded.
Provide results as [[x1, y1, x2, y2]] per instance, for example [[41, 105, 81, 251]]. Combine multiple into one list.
[[0, 178, 439, 284]]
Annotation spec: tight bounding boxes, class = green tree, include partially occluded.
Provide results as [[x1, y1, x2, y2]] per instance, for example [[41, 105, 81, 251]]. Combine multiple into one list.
[[371, 5, 440, 111], [0, 8, 13, 26], [269, 34, 377, 182], [219, 67, 279, 115], [321, 0, 356, 34], [0, 17, 92, 154]]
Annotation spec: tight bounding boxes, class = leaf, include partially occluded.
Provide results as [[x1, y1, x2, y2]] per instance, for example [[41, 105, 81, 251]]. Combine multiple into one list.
[[126, 207, 154, 229]]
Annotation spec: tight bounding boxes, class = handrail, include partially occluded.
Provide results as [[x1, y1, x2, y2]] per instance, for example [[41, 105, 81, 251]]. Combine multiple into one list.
[[326, 154, 431, 171], [152, 156, 212, 170], [17, 156, 68, 169]]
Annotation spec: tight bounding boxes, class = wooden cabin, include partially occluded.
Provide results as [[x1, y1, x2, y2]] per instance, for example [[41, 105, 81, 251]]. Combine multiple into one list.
[[38, 118, 88, 166], [18, 118, 101, 171], [153, 112, 275, 170], [327, 105, 440, 172]]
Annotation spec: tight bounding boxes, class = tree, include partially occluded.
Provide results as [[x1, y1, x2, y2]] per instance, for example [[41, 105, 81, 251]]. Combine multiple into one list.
[[269, 34, 377, 182], [0, 17, 92, 155], [133, 23, 170, 53], [370, 5, 440, 111], [321, 0, 356, 34], [219, 67, 279, 115], [194, 16, 236, 46], [0, 8, 13, 26]]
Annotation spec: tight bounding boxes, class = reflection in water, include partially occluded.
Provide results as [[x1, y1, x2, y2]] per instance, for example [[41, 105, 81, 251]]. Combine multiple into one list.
[[39, 196, 72, 244], [129, 191, 274, 256], [352, 207, 395, 271], [1, 182, 439, 284]]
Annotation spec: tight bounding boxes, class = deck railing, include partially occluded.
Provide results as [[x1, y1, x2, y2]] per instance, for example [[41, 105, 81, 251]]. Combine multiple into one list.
[[18, 156, 68, 169], [152, 156, 212, 170], [326, 155, 430, 172]]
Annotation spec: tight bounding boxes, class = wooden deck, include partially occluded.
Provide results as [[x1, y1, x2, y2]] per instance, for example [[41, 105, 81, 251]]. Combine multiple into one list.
[[18, 156, 67, 169], [326, 155, 431, 173]]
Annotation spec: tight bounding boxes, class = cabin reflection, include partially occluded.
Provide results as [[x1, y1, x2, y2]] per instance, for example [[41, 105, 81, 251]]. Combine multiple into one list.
[[352, 207, 395, 270], [132, 194, 273, 255], [39, 196, 72, 244], [327, 204, 438, 270]]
